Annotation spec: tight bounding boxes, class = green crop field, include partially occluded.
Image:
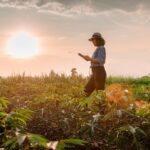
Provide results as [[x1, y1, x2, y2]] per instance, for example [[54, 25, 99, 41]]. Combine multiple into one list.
[[0, 71, 150, 150]]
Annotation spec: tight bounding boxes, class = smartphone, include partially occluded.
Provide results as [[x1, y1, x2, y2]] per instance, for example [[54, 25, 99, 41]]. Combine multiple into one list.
[[78, 53, 84, 57]]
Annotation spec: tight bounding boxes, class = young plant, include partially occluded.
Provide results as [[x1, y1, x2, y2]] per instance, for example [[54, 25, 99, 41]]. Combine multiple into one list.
[[116, 124, 147, 149]]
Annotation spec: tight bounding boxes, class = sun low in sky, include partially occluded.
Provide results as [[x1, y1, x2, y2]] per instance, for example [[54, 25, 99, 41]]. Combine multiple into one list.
[[0, 0, 150, 76], [6, 32, 39, 59]]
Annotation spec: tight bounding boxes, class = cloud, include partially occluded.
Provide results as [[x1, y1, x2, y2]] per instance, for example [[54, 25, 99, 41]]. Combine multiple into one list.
[[0, 0, 150, 16]]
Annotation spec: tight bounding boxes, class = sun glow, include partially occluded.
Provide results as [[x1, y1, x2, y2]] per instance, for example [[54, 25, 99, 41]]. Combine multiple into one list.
[[7, 32, 39, 59]]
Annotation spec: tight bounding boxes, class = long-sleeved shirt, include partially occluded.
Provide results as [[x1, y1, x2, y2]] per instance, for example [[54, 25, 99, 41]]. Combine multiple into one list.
[[90, 45, 106, 67]]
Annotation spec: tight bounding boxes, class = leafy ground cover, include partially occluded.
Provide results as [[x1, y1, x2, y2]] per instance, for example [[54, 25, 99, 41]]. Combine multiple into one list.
[[0, 71, 150, 150]]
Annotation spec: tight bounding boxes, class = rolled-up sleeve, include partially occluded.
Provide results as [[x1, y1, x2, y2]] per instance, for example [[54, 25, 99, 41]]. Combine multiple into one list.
[[96, 47, 106, 65]]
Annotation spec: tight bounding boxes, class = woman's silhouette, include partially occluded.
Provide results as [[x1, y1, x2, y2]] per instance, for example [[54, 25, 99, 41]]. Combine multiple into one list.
[[79, 32, 107, 96]]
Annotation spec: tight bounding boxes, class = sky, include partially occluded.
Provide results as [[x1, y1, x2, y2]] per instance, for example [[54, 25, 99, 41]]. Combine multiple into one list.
[[0, 0, 150, 77]]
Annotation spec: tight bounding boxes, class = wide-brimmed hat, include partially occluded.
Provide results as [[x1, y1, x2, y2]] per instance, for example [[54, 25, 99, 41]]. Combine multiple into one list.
[[89, 32, 102, 41]]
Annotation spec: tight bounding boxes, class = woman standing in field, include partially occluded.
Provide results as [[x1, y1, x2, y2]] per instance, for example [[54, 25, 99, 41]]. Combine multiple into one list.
[[79, 32, 107, 96]]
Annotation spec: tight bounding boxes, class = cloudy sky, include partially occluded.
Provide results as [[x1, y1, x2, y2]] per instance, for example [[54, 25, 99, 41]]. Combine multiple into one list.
[[0, 0, 150, 77]]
